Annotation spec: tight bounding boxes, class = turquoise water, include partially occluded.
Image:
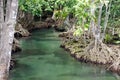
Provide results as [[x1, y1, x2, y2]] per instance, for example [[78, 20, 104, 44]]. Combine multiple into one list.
[[10, 29, 119, 80]]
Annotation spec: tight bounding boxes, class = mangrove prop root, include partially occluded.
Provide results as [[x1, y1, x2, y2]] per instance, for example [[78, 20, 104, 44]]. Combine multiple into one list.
[[84, 41, 116, 64], [61, 31, 120, 72], [108, 49, 120, 71]]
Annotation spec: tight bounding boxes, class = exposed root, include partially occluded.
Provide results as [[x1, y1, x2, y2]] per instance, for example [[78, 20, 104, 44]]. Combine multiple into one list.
[[84, 41, 116, 64], [60, 31, 120, 73], [108, 49, 120, 72]]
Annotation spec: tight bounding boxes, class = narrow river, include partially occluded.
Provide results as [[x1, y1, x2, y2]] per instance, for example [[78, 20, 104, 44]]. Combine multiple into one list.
[[10, 29, 119, 80]]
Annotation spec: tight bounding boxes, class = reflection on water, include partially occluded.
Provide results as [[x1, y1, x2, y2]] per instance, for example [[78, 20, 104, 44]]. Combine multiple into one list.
[[10, 28, 119, 80]]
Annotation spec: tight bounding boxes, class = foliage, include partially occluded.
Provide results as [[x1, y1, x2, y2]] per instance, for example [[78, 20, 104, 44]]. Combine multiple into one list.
[[72, 0, 91, 36], [110, 0, 120, 19], [108, 0, 120, 28], [19, 0, 120, 40], [52, 0, 77, 19], [73, 27, 83, 36], [19, 0, 53, 16], [104, 34, 113, 43]]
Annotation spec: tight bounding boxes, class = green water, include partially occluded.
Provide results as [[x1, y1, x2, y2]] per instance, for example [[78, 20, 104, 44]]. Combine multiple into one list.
[[10, 29, 119, 80]]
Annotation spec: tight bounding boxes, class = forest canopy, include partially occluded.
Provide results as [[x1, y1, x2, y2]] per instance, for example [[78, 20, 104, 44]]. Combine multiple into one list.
[[19, 0, 120, 26]]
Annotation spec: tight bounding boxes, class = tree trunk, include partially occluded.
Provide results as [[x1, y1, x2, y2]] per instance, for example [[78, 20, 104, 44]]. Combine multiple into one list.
[[0, 0, 18, 80]]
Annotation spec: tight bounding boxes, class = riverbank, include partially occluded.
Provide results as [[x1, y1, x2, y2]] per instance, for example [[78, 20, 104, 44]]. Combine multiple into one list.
[[59, 31, 120, 74]]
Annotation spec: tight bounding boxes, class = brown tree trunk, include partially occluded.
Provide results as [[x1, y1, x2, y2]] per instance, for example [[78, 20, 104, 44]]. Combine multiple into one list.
[[0, 0, 18, 80]]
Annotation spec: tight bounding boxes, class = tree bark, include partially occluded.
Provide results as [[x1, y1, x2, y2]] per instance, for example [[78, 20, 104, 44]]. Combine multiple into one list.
[[0, 0, 18, 80]]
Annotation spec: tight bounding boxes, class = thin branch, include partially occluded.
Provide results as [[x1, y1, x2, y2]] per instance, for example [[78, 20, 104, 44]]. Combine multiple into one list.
[[101, 0, 112, 41]]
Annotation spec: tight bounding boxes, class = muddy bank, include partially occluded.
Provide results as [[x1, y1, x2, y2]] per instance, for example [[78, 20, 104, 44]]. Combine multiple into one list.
[[60, 31, 120, 74]]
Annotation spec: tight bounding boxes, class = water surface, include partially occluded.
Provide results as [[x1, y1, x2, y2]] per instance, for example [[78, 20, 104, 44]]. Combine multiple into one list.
[[10, 29, 119, 80]]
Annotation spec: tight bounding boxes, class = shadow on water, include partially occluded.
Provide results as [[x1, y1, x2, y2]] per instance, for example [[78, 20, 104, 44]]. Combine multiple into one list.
[[10, 63, 34, 80], [10, 28, 120, 80]]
